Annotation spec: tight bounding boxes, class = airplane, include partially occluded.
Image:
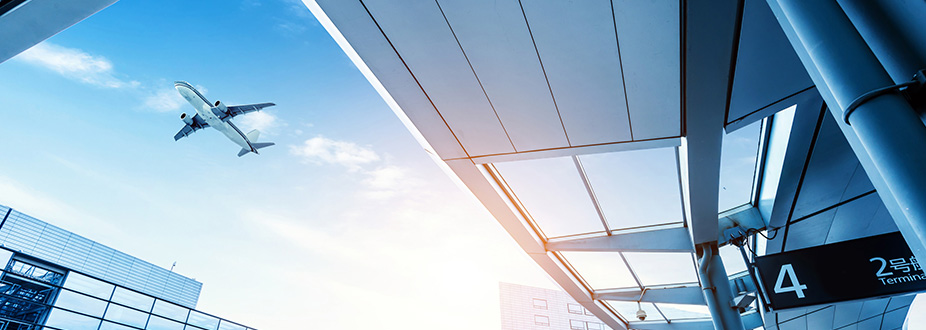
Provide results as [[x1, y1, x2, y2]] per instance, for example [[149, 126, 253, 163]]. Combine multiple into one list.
[[173, 81, 276, 157]]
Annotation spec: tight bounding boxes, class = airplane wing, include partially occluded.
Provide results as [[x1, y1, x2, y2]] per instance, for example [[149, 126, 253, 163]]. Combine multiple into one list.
[[173, 114, 210, 141], [226, 103, 276, 118]]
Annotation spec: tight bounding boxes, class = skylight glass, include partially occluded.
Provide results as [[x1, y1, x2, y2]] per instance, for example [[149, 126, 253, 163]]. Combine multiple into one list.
[[718, 121, 763, 211], [559, 251, 638, 289], [578, 147, 683, 231], [655, 303, 711, 320], [719, 244, 748, 275], [622, 252, 698, 286], [493, 156, 605, 238], [604, 301, 665, 323]]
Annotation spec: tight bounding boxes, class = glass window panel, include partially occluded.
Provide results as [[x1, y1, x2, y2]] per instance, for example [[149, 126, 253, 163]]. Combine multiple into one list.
[[560, 252, 637, 289], [534, 315, 550, 326], [152, 300, 189, 322], [45, 307, 101, 330], [494, 157, 605, 237], [655, 303, 711, 320], [112, 287, 155, 312], [532, 298, 547, 309], [217, 322, 246, 330], [104, 303, 149, 329], [100, 320, 142, 330], [622, 252, 698, 286], [719, 121, 762, 211], [570, 319, 586, 330], [719, 245, 748, 276], [187, 311, 219, 330], [586, 322, 604, 330], [147, 316, 185, 330], [0, 249, 13, 267], [579, 148, 683, 230], [605, 301, 663, 323], [568, 303, 582, 314], [64, 272, 115, 300], [53, 289, 108, 318], [758, 105, 796, 219]]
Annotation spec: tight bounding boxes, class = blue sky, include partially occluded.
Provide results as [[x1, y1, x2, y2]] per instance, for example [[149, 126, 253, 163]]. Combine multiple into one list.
[[0, 0, 555, 328]]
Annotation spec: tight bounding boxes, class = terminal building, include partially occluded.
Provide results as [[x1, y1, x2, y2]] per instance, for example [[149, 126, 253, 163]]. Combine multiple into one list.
[[0, 204, 253, 330]]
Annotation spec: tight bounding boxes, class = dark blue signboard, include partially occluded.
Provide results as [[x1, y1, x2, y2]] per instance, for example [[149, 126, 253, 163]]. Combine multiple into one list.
[[754, 232, 926, 310]]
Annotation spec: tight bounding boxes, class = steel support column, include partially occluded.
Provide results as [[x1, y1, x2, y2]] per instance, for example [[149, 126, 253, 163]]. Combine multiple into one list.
[[697, 243, 745, 330], [767, 0, 926, 267]]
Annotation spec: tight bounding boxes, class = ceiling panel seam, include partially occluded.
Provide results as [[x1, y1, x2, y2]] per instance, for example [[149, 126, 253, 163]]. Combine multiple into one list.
[[433, 0, 517, 152], [609, 0, 634, 141], [728, 85, 814, 126], [779, 104, 827, 252], [515, 0, 571, 146], [357, 0, 471, 159], [722, 0, 748, 127], [572, 156, 613, 234]]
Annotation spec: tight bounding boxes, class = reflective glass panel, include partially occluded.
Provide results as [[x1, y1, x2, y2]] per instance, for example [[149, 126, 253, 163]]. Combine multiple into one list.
[[53, 289, 108, 318], [104, 303, 149, 328], [64, 272, 115, 300], [187, 311, 220, 330], [655, 303, 710, 320], [45, 308, 100, 330], [604, 301, 663, 323], [100, 320, 140, 330], [218, 322, 247, 330], [494, 157, 605, 237], [559, 252, 637, 289], [152, 300, 189, 322], [623, 252, 697, 285], [112, 287, 155, 312], [579, 148, 683, 230], [147, 316, 185, 330], [145, 315, 183, 330], [719, 121, 762, 211]]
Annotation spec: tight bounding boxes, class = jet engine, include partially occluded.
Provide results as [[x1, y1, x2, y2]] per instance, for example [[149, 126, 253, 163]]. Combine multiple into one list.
[[180, 112, 194, 125], [213, 100, 228, 113]]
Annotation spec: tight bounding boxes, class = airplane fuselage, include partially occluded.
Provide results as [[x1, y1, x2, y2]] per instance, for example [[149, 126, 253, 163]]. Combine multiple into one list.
[[174, 82, 255, 153]]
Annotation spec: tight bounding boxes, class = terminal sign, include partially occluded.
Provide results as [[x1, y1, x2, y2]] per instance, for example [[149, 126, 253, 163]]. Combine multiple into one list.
[[754, 232, 926, 310]]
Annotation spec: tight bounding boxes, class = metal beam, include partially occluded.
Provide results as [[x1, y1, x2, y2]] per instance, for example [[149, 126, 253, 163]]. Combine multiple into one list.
[[545, 227, 693, 253], [594, 272, 755, 306], [0, 0, 120, 64], [594, 286, 706, 305], [628, 311, 762, 330], [718, 204, 765, 244], [467, 137, 681, 165]]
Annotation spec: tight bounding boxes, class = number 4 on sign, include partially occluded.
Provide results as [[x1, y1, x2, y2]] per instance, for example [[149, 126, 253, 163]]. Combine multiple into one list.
[[774, 264, 808, 298]]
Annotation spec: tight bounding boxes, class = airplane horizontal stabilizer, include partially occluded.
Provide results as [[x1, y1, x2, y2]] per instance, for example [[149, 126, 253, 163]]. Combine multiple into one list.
[[253, 142, 275, 150], [237, 148, 250, 157]]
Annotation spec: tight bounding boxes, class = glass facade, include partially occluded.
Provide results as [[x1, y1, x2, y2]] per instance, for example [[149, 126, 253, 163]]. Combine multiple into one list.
[[0, 205, 254, 330]]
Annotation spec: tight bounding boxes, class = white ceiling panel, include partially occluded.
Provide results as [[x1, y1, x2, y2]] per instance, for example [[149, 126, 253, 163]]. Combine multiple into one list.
[[363, 0, 515, 156], [612, 0, 681, 140], [520, 0, 632, 146], [315, 0, 468, 160], [438, 0, 568, 152]]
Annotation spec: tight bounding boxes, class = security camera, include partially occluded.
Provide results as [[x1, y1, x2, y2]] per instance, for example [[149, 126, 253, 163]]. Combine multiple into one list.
[[636, 308, 647, 321]]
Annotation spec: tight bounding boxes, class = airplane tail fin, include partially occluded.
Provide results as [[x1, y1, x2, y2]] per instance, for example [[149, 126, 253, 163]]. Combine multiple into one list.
[[246, 129, 260, 142]]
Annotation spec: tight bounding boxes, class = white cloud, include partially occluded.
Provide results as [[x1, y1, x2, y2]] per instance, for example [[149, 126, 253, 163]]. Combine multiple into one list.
[[360, 165, 422, 200], [290, 136, 380, 171], [238, 111, 279, 133], [15, 43, 139, 89], [143, 87, 187, 112]]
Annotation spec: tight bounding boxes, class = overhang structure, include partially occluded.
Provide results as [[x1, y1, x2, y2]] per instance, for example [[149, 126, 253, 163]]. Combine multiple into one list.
[[305, 0, 925, 329]]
